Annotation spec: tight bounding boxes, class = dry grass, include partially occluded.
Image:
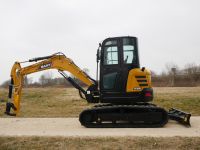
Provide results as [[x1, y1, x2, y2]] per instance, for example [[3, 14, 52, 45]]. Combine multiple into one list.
[[154, 87, 200, 115], [0, 88, 92, 117], [0, 87, 200, 117], [0, 136, 199, 150]]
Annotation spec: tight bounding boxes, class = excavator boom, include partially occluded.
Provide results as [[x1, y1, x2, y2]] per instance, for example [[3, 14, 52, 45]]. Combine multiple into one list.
[[5, 52, 98, 116]]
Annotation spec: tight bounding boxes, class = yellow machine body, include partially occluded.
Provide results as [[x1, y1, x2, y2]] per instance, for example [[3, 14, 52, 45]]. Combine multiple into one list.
[[126, 68, 152, 92]]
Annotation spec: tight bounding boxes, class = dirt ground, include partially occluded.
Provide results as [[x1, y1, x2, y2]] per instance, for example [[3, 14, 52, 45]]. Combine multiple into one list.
[[0, 117, 199, 137]]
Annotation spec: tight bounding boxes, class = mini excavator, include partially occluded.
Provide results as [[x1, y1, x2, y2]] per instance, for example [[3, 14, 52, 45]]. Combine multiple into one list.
[[5, 36, 191, 127]]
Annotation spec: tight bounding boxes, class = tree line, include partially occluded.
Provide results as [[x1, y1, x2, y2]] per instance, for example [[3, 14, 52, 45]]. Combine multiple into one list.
[[1, 64, 200, 88], [152, 63, 200, 87]]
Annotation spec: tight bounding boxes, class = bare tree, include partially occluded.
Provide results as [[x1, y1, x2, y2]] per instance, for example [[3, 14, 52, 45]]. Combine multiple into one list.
[[165, 62, 179, 75], [184, 63, 200, 85], [39, 74, 46, 86], [184, 63, 198, 75], [45, 71, 53, 85], [150, 70, 157, 77]]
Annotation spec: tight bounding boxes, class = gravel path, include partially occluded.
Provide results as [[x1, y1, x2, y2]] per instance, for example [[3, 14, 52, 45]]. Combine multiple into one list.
[[0, 117, 199, 137]]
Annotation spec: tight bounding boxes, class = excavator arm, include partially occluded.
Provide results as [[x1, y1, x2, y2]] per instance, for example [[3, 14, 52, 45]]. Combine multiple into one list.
[[5, 52, 99, 116]]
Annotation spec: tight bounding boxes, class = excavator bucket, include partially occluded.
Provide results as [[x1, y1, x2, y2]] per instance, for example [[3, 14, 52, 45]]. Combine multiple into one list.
[[5, 102, 17, 116], [168, 108, 191, 127]]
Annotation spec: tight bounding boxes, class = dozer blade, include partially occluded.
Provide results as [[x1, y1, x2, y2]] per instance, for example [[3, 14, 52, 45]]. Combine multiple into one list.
[[168, 108, 191, 127], [5, 102, 16, 116]]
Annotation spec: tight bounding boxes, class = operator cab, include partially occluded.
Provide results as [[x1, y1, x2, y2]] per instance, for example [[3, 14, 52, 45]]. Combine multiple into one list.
[[97, 36, 141, 104]]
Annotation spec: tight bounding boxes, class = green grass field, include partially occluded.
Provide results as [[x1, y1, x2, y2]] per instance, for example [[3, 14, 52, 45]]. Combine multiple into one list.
[[0, 87, 200, 117]]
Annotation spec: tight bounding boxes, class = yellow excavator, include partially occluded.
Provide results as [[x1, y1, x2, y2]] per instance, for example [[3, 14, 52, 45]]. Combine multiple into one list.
[[5, 36, 191, 127]]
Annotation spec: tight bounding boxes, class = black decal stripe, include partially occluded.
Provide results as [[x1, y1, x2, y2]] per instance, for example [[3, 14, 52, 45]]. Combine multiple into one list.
[[137, 80, 147, 82], [135, 76, 146, 78], [139, 84, 148, 86]]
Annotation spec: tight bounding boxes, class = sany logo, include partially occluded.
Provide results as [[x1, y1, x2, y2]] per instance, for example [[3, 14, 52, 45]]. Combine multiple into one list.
[[39, 63, 52, 69]]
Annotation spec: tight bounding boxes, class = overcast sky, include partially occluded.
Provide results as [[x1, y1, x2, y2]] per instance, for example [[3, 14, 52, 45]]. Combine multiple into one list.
[[0, 0, 200, 84]]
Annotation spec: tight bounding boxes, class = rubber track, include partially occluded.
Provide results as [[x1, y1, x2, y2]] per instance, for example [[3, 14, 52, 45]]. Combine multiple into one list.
[[79, 104, 168, 128]]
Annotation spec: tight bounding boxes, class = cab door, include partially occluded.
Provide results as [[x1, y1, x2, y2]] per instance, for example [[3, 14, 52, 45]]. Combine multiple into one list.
[[100, 38, 122, 93]]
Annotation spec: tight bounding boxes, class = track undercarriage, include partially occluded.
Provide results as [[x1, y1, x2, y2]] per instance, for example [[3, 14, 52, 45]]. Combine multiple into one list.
[[79, 103, 191, 128]]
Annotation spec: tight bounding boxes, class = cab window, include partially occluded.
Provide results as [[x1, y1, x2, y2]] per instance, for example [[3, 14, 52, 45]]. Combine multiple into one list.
[[104, 40, 118, 65], [123, 38, 136, 64]]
